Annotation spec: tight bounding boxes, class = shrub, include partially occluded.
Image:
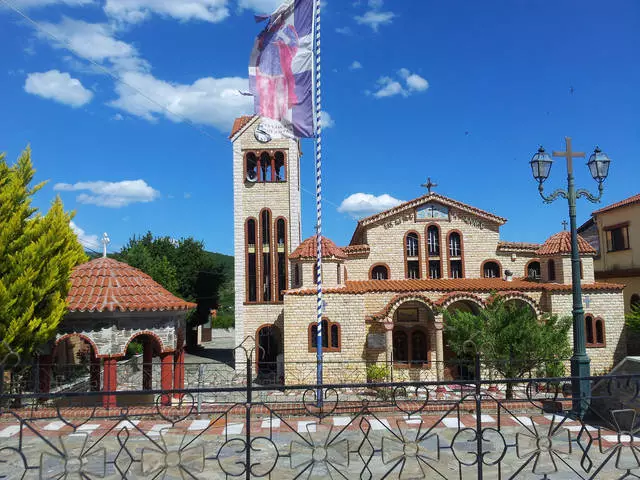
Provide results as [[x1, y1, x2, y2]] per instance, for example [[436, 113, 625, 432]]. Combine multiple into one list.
[[213, 313, 235, 329], [126, 341, 143, 357], [366, 364, 390, 383]]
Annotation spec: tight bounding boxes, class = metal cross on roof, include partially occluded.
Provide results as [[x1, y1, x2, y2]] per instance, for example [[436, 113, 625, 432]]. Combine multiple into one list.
[[562, 220, 568, 231], [101, 232, 110, 258], [421, 177, 438, 195]]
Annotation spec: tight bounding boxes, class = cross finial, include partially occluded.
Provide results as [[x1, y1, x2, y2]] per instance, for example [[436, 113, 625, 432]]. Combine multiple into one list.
[[421, 177, 438, 195], [562, 220, 568, 231], [101, 233, 110, 258]]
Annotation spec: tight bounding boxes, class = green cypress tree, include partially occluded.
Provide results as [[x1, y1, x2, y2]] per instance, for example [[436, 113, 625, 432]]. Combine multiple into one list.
[[0, 147, 86, 362]]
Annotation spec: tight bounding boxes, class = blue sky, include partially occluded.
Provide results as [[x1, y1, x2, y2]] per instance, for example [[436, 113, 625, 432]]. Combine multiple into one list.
[[1, 0, 638, 256]]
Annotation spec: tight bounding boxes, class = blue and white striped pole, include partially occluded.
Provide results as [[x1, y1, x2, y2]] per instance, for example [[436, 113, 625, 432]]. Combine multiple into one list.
[[313, 0, 323, 405]]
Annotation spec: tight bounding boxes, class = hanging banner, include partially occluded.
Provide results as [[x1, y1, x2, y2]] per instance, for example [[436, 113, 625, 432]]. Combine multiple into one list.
[[248, 0, 314, 139]]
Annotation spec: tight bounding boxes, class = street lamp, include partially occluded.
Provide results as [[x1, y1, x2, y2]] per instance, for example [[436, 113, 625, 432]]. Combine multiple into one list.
[[529, 137, 611, 418]]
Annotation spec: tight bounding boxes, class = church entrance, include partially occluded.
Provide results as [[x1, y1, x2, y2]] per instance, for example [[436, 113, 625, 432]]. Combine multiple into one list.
[[256, 325, 280, 382]]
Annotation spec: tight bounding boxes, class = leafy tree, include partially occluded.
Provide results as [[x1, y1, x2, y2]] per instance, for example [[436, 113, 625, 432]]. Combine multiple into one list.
[[444, 296, 572, 398], [625, 304, 640, 332], [114, 232, 228, 346], [0, 147, 86, 361]]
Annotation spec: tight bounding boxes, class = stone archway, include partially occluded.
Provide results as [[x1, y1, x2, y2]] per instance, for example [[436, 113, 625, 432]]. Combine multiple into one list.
[[122, 332, 164, 391], [51, 334, 101, 392]]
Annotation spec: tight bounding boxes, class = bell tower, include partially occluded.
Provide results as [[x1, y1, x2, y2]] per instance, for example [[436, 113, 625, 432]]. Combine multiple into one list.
[[230, 116, 302, 371]]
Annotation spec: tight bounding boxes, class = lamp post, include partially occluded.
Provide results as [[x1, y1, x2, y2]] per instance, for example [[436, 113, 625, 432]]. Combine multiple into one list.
[[529, 137, 611, 418]]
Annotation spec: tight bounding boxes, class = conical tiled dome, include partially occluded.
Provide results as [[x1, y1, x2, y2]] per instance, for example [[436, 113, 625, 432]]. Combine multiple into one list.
[[535, 231, 596, 256], [67, 257, 197, 313], [289, 235, 346, 260]]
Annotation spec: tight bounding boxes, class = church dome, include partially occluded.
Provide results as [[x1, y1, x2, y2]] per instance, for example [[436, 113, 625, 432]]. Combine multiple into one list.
[[290, 235, 347, 260], [535, 231, 597, 256], [67, 257, 197, 313]]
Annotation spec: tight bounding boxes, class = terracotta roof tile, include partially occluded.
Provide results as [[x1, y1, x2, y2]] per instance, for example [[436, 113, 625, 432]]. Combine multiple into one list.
[[342, 244, 370, 256], [229, 115, 255, 139], [290, 236, 346, 260], [497, 241, 541, 252], [285, 278, 623, 296], [67, 258, 197, 313], [535, 231, 596, 256], [593, 193, 640, 215]]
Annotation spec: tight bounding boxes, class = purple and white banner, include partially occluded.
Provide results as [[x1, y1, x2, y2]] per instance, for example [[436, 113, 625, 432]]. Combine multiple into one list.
[[249, 0, 314, 139]]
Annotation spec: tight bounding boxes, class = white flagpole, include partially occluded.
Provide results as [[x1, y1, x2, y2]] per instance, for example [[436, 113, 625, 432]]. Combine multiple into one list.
[[312, 0, 324, 403]]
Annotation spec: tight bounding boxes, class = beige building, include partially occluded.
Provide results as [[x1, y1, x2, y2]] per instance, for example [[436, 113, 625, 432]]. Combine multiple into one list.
[[579, 193, 640, 315], [230, 116, 627, 383]]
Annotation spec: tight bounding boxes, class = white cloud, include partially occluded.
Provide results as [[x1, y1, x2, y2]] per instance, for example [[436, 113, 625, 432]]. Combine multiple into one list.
[[372, 69, 428, 98], [320, 111, 334, 128], [355, 0, 395, 33], [3, 0, 93, 8], [349, 60, 362, 70], [237, 0, 282, 14], [112, 113, 124, 120], [24, 70, 93, 107], [373, 76, 406, 98], [54, 180, 160, 208], [70, 221, 100, 250], [109, 71, 253, 131], [338, 193, 403, 217], [336, 26, 353, 35], [104, 0, 229, 25]]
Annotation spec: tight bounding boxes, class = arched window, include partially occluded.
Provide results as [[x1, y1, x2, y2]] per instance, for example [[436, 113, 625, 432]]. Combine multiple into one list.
[[411, 331, 428, 364], [585, 315, 605, 347], [426, 225, 441, 279], [482, 261, 501, 279], [309, 319, 340, 352], [245, 153, 258, 182], [260, 152, 272, 182], [393, 330, 408, 363], [293, 263, 300, 287], [526, 261, 541, 280], [274, 151, 286, 181], [337, 264, 341, 284], [370, 264, 389, 280], [245, 218, 257, 302], [260, 209, 272, 302], [404, 232, 421, 279], [580, 260, 584, 280], [631, 294, 640, 311], [547, 259, 556, 282], [448, 231, 464, 279], [275, 218, 287, 302]]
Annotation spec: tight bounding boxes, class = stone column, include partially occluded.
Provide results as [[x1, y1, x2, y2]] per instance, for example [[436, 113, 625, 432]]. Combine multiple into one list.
[[434, 315, 446, 392], [384, 321, 394, 364], [173, 348, 185, 400], [38, 354, 52, 395], [142, 340, 153, 391], [160, 352, 173, 406], [90, 353, 101, 392], [102, 357, 117, 409]]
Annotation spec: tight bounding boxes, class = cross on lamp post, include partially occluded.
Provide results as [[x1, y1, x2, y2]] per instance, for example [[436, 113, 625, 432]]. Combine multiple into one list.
[[529, 137, 611, 418]]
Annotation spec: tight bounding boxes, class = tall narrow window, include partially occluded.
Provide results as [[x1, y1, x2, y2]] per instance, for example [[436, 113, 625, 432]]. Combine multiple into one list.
[[585, 315, 605, 347], [405, 232, 421, 279], [309, 319, 340, 352], [260, 210, 272, 302], [293, 264, 300, 287], [580, 260, 584, 280], [548, 259, 556, 282], [246, 218, 257, 302], [426, 225, 441, 279], [337, 264, 341, 284], [276, 218, 287, 302], [393, 331, 408, 363], [274, 151, 286, 181], [245, 153, 258, 182], [448, 231, 464, 278], [260, 152, 272, 182], [411, 331, 428, 364], [595, 319, 604, 345], [585, 315, 594, 345]]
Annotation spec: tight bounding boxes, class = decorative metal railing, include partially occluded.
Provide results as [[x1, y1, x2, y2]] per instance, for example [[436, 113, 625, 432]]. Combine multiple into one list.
[[1, 345, 639, 478]]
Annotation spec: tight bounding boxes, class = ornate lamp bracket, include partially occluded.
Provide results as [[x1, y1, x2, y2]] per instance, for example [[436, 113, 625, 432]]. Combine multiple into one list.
[[576, 182, 604, 203], [538, 183, 568, 204]]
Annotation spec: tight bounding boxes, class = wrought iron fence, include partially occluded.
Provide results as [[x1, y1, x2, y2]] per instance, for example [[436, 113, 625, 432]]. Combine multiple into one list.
[[0, 345, 639, 478]]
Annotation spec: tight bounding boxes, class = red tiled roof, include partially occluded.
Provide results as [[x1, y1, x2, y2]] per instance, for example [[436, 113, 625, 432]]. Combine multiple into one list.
[[342, 244, 370, 256], [290, 236, 347, 260], [67, 258, 197, 313], [229, 115, 255, 139], [497, 241, 541, 252], [286, 278, 623, 296], [535, 231, 596, 256], [593, 193, 640, 215]]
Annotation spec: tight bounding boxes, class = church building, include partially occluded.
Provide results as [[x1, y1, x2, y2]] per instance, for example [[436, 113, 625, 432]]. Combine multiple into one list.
[[230, 116, 627, 384]]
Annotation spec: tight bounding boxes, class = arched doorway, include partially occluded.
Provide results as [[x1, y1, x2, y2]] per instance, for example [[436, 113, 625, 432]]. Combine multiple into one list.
[[122, 333, 163, 391], [256, 325, 281, 381], [444, 299, 483, 381], [391, 301, 434, 368], [52, 335, 100, 392]]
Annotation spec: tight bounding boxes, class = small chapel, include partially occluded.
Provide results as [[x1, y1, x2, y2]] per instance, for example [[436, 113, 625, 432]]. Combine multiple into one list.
[[230, 116, 627, 384]]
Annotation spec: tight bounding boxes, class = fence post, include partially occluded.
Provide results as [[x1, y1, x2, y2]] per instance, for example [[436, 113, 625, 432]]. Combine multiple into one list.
[[197, 364, 204, 414], [475, 353, 483, 479], [245, 351, 252, 480]]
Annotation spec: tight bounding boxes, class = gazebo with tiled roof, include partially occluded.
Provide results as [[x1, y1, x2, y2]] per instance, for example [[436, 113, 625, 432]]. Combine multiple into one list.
[[40, 256, 196, 408]]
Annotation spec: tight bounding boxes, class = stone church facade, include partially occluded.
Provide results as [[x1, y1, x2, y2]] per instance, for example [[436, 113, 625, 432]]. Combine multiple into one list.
[[230, 116, 627, 384]]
